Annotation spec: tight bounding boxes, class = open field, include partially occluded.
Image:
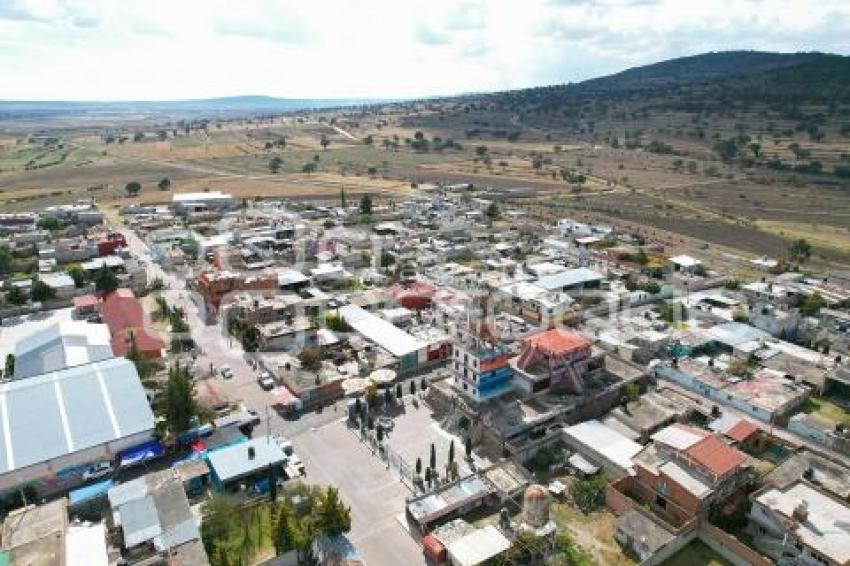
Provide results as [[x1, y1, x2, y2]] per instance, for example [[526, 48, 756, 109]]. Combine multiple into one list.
[[2, 94, 850, 271]]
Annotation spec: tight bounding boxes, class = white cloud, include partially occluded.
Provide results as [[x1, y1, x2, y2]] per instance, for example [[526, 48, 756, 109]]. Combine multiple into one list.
[[0, 0, 847, 100]]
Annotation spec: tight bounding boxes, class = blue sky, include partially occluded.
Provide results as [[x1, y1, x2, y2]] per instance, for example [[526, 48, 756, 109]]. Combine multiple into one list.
[[0, 0, 848, 101]]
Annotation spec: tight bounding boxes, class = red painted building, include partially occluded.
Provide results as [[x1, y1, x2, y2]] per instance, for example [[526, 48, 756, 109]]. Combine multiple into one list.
[[97, 232, 127, 256], [99, 288, 165, 359], [630, 423, 749, 525]]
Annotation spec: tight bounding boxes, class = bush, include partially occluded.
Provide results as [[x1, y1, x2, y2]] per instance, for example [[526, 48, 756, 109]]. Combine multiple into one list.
[[570, 475, 608, 514]]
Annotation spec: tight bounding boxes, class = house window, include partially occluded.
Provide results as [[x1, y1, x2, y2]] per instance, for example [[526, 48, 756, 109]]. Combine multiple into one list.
[[655, 495, 667, 509]]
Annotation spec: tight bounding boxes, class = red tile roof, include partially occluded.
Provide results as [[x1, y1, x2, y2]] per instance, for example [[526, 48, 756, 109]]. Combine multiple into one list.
[[99, 288, 144, 333], [73, 294, 99, 308], [686, 435, 746, 477], [111, 327, 165, 358], [726, 419, 759, 442], [523, 328, 590, 355]]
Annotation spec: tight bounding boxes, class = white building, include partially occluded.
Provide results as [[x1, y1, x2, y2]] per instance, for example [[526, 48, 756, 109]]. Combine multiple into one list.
[[172, 191, 234, 214], [748, 480, 850, 566]]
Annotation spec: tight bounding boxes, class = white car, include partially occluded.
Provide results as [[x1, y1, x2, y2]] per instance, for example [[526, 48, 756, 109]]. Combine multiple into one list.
[[82, 461, 113, 481], [220, 366, 234, 379]]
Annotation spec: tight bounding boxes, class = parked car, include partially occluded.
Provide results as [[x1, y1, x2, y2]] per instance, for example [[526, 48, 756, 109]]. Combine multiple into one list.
[[258, 371, 276, 391], [220, 366, 234, 379], [82, 461, 113, 481]]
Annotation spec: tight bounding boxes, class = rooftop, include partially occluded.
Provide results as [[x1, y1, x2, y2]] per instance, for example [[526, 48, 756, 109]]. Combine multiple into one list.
[[755, 481, 850, 564], [206, 436, 286, 484], [0, 357, 154, 474], [522, 328, 590, 356]]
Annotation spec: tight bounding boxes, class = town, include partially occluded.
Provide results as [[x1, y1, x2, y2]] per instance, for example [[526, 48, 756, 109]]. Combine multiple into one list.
[[0, 179, 847, 566]]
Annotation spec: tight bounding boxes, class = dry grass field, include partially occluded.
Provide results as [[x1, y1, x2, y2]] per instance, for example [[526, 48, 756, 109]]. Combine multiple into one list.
[[1, 97, 848, 269]]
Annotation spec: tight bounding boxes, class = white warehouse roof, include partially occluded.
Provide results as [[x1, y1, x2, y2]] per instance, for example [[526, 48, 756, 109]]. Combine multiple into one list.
[[339, 304, 426, 357], [0, 357, 154, 474], [172, 191, 232, 202], [13, 321, 113, 379], [564, 420, 642, 475]]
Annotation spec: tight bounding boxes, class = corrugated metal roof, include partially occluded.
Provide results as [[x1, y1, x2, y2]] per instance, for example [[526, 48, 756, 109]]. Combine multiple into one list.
[[13, 321, 112, 379], [534, 267, 604, 291], [0, 357, 154, 474], [206, 436, 286, 483], [339, 304, 426, 357]]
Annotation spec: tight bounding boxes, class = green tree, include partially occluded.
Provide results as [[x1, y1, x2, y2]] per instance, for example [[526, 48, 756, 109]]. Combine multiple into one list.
[[314, 487, 351, 536], [30, 278, 56, 303], [465, 437, 472, 460], [269, 156, 283, 173], [320, 134, 330, 150], [359, 194, 373, 215], [6, 285, 27, 306], [789, 238, 812, 264], [800, 292, 825, 316], [448, 440, 455, 464], [241, 325, 260, 353], [363, 135, 373, 146], [67, 265, 86, 288], [159, 363, 197, 435], [124, 181, 142, 196], [624, 382, 640, 403], [0, 247, 13, 274], [570, 475, 608, 514], [430, 443, 436, 470], [340, 187, 347, 208], [94, 264, 118, 293], [485, 202, 500, 220], [302, 162, 317, 174], [157, 177, 171, 191], [126, 331, 155, 381], [4, 353, 14, 379], [37, 217, 62, 231], [415, 457, 422, 476]]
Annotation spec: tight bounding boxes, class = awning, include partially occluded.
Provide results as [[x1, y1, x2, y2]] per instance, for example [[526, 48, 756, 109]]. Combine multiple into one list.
[[69, 479, 113, 506], [271, 386, 301, 408], [117, 440, 165, 468]]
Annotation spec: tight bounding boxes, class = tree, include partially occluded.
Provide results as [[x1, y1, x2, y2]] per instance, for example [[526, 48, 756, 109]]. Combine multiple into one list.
[[159, 363, 197, 435], [320, 134, 330, 151], [363, 135, 373, 146], [485, 202, 500, 220], [359, 194, 373, 215], [94, 264, 118, 293], [448, 440, 455, 464], [415, 457, 422, 476], [127, 332, 155, 381], [424, 467, 432, 487], [297, 346, 322, 372], [241, 326, 260, 353], [789, 238, 812, 264], [384, 387, 393, 406], [6, 285, 27, 306], [570, 475, 608, 514], [314, 487, 350, 536], [376, 424, 384, 443], [0, 247, 13, 274], [37, 217, 62, 231], [157, 177, 171, 191], [124, 181, 142, 196], [624, 382, 640, 403], [800, 292, 825, 316], [302, 162, 317, 174], [409, 380, 416, 396], [67, 265, 86, 288], [396, 383, 403, 400], [30, 278, 55, 302], [430, 443, 436, 470], [465, 437, 472, 460], [340, 187, 347, 208], [269, 156, 283, 173], [4, 353, 14, 379], [475, 145, 488, 157]]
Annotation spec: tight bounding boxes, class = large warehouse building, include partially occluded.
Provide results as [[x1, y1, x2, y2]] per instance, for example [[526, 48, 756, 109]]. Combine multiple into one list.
[[0, 356, 155, 496]]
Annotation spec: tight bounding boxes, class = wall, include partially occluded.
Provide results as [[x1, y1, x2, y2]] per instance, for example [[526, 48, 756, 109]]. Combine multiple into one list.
[[698, 522, 773, 566]]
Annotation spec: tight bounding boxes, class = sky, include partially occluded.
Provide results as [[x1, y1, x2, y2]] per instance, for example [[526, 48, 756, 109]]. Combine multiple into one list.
[[0, 0, 849, 101]]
